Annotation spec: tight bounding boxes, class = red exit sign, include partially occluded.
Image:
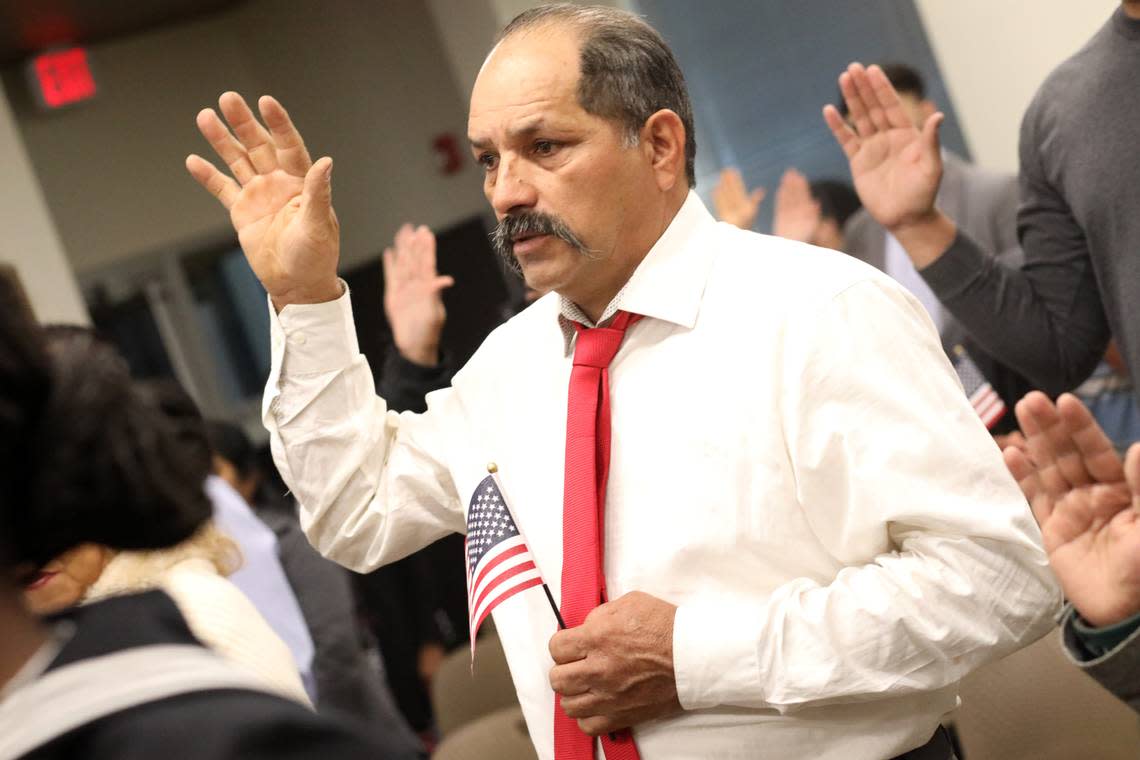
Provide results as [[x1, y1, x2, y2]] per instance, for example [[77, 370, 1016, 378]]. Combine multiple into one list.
[[29, 47, 97, 109]]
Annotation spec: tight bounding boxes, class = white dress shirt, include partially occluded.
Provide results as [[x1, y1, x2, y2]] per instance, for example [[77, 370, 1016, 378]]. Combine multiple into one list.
[[264, 192, 1059, 759]]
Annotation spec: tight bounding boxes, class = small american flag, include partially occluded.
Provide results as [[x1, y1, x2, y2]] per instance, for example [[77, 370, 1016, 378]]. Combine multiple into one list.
[[951, 345, 1007, 429], [465, 475, 543, 651]]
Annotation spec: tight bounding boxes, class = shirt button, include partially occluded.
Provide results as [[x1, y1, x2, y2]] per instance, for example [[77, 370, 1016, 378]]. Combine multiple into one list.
[[292, 332, 307, 346]]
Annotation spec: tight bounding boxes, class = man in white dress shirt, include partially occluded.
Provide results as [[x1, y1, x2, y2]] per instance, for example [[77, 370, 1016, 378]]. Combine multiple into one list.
[[185, 5, 1058, 759]]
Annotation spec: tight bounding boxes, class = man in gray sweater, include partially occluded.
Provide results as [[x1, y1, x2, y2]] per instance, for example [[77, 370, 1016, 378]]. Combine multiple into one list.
[[822, 2, 1140, 712]]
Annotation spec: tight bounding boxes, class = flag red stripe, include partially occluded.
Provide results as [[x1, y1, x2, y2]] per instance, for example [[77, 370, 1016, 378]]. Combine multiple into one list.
[[981, 404, 1007, 429], [975, 392, 1005, 419], [472, 559, 537, 614], [472, 575, 545, 640], [971, 388, 998, 410], [969, 384, 996, 406], [976, 398, 1001, 419], [470, 542, 529, 600], [470, 570, 542, 640]]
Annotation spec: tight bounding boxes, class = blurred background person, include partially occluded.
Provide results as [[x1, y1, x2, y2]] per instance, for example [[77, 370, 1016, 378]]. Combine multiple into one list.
[[712, 166, 861, 250], [837, 62, 1034, 434], [24, 326, 308, 703], [24, 521, 308, 704], [207, 420, 424, 756], [198, 402, 317, 702], [349, 222, 472, 744], [822, 4, 1140, 416], [0, 295, 394, 758]]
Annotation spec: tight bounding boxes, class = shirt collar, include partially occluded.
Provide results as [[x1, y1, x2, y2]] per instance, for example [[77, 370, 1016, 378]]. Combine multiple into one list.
[[556, 190, 717, 354]]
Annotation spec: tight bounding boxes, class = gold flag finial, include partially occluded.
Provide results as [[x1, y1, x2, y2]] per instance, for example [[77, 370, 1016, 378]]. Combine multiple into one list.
[[487, 462, 498, 473]]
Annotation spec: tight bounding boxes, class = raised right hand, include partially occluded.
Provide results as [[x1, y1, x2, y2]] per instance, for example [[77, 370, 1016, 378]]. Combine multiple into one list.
[[1004, 392, 1140, 627], [382, 223, 454, 366], [186, 92, 342, 310], [823, 63, 943, 231], [771, 168, 821, 243], [712, 167, 765, 231]]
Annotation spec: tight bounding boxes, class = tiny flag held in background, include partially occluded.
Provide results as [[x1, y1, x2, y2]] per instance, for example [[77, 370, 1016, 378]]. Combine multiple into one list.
[[465, 474, 543, 654], [951, 345, 1007, 429]]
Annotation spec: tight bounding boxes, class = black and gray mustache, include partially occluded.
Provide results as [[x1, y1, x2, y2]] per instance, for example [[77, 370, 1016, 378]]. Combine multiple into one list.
[[489, 212, 594, 273]]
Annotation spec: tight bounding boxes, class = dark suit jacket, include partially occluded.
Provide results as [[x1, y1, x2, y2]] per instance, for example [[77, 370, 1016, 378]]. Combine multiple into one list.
[[22, 591, 413, 760], [257, 508, 424, 755]]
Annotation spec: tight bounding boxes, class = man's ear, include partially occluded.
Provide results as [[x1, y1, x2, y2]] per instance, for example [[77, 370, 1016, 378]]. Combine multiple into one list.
[[919, 99, 937, 121], [640, 109, 687, 192]]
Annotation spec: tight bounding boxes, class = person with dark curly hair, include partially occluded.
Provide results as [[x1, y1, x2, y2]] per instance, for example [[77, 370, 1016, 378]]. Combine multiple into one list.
[[0, 294, 415, 759], [20, 331, 309, 704]]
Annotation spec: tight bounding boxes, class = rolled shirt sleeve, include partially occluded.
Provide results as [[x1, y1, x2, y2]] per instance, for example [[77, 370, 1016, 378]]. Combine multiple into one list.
[[672, 278, 1061, 712]]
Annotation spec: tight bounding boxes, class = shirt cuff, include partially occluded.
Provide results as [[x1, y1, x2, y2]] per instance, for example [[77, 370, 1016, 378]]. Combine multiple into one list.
[[1069, 608, 1140, 660], [269, 280, 360, 376], [917, 230, 989, 302], [672, 600, 763, 710]]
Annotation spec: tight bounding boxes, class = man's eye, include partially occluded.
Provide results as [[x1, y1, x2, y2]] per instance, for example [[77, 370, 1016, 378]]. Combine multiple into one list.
[[534, 140, 558, 157], [477, 153, 498, 171]]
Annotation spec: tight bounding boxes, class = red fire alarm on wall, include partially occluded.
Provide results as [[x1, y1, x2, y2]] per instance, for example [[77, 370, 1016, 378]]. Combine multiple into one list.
[[433, 133, 464, 176], [27, 47, 97, 110]]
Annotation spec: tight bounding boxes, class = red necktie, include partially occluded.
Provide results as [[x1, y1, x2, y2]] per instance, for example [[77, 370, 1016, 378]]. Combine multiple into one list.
[[555, 310, 642, 760]]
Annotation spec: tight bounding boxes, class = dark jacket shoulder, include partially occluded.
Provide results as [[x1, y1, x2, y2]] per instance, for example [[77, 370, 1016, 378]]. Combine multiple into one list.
[[22, 591, 407, 760]]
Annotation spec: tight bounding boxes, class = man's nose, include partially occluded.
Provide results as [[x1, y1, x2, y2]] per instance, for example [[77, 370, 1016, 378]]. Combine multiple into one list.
[[490, 156, 539, 217]]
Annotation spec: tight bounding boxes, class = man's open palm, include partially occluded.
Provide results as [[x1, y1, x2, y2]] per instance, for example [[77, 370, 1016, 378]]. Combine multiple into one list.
[[1004, 392, 1140, 627], [823, 63, 944, 230], [186, 92, 341, 308]]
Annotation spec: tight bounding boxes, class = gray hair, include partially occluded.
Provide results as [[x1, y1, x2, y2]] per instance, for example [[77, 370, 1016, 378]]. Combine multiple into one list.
[[497, 4, 697, 187]]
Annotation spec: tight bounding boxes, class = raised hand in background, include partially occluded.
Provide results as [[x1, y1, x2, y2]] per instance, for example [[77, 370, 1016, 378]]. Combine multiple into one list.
[[771, 168, 821, 243], [382, 224, 454, 367], [712, 167, 765, 231], [186, 92, 341, 310], [824, 63, 955, 266], [1004, 392, 1140, 627]]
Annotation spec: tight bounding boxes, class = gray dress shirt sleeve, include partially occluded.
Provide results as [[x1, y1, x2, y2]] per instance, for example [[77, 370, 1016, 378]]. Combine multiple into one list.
[[918, 110, 1111, 396]]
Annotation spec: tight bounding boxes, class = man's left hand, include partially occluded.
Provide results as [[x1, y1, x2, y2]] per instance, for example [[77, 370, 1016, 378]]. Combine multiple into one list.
[[548, 591, 681, 736]]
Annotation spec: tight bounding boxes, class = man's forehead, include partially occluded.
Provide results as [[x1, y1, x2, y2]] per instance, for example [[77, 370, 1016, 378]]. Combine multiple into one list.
[[468, 28, 582, 130]]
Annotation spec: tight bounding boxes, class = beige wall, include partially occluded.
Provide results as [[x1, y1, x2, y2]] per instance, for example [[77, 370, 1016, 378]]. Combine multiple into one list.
[[428, 0, 501, 103], [427, 0, 625, 104], [3, 0, 489, 278], [4, 0, 1107, 304], [916, 0, 1118, 173], [0, 87, 88, 323]]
